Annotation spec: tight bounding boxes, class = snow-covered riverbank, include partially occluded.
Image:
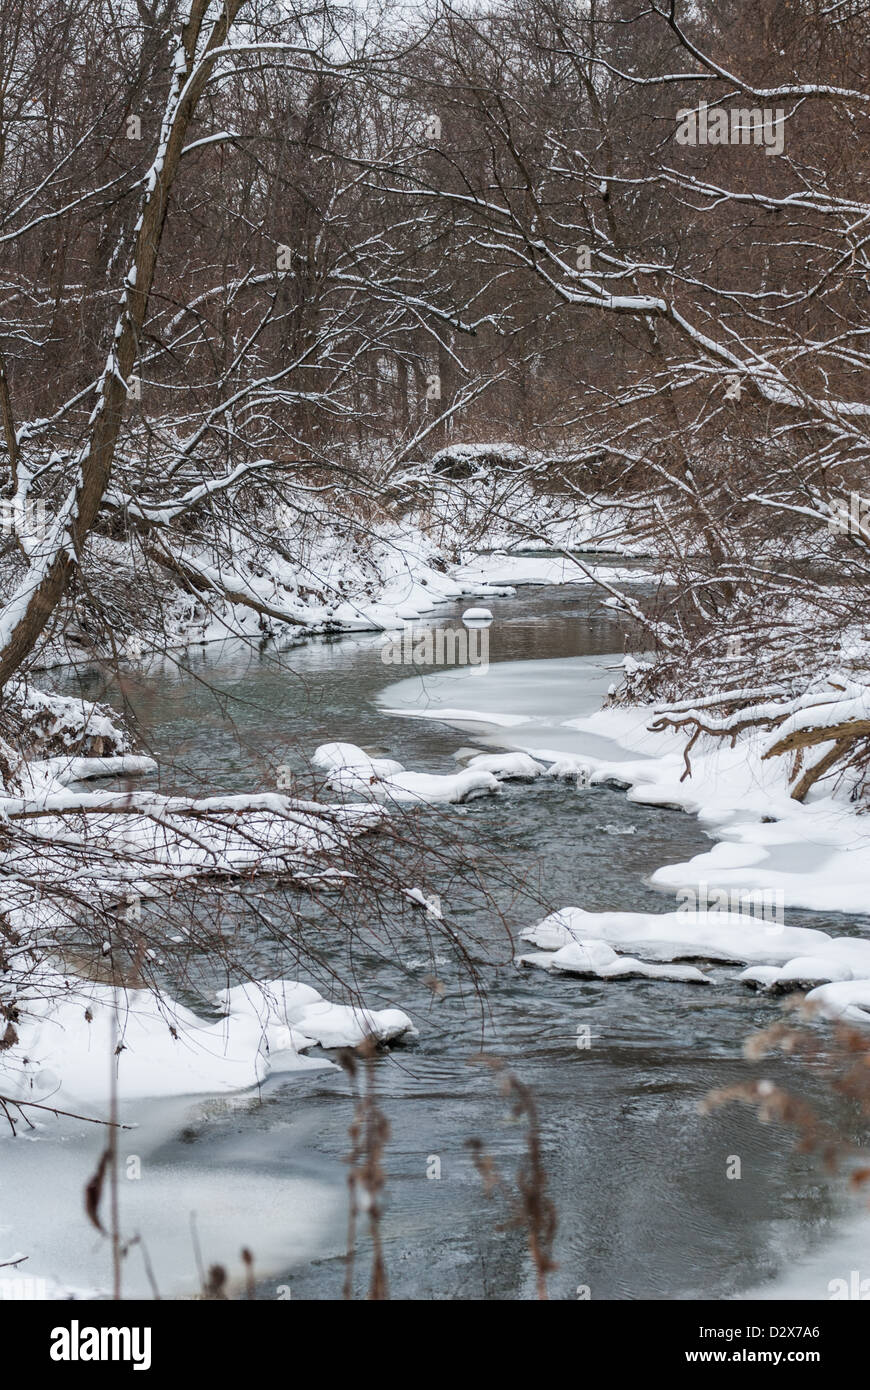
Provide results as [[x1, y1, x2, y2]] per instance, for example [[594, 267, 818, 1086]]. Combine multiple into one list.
[[379, 653, 870, 1015], [25, 472, 653, 669]]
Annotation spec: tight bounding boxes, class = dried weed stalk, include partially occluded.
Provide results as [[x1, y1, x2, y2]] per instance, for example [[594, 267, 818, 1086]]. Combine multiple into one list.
[[467, 1056, 557, 1300]]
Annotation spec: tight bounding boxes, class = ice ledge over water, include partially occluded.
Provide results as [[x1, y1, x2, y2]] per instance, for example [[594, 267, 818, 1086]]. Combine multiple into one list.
[[520, 906, 830, 966], [520, 907, 870, 1015], [518, 938, 710, 984]]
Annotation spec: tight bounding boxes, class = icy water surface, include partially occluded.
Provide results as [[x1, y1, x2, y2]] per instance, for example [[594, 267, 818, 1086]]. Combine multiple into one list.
[[46, 573, 869, 1300]]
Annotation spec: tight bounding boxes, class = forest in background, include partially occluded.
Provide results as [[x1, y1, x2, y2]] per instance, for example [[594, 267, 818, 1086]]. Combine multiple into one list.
[[1, 0, 868, 715]]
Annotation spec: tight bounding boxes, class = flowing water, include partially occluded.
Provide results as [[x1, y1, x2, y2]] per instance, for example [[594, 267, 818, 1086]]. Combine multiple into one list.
[[41, 574, 868, 1301]]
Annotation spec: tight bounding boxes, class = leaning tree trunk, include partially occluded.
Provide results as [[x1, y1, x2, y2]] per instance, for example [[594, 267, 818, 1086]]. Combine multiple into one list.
[[0, 0, 246, 691]]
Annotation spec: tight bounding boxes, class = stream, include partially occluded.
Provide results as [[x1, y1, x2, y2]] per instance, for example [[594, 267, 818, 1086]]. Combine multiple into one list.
[[20, 574, 866, 1301]]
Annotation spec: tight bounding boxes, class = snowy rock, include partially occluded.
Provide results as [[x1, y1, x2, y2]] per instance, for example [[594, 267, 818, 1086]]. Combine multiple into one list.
[[738, 937, 870, 992], [532, 937, 619, 972], [739, 965, 783, 990], [546, 756, 596, 782], [356, 766, 499, 805], [466, 751, 546, 780], [520, 907, 832, 966], [287, 1000, 415, 1049], [805, 980, 870, 1025], [740, 955, 854, 993], [312, 741, 404, 777], [316, 741, 500, 804], [219, 980, 417, 1049], [518, 938, 710, 984]]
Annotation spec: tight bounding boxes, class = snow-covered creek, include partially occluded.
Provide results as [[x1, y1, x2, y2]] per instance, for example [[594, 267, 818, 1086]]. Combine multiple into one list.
[[11, 578, 867, 1300]]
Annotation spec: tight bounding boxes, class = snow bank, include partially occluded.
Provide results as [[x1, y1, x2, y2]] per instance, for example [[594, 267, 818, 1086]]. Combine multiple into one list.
[[19, 754, 157, 794], [24, 479, 655, 668], [557, 701, 870, 918], [382, 651, 870, 918], [6, 971, 415, 1108], [452, 555, 655, 589]]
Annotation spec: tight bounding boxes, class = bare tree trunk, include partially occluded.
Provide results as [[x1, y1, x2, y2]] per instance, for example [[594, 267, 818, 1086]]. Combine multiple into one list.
[[0, 0, 246, 690]]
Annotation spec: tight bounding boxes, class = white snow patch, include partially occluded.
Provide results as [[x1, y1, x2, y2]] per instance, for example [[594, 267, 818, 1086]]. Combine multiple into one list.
[[518, 938, 710, 984], [465, 751, 546, 780], [315, 740, 500, 804], [312, 741, 403, 777], [805, 980, 870, 1025], [6, 972, 414, 1108], [520, 907, 830, 966]]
